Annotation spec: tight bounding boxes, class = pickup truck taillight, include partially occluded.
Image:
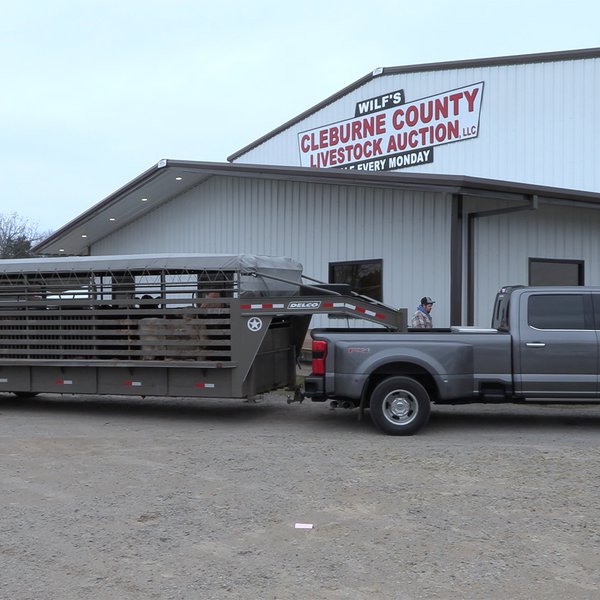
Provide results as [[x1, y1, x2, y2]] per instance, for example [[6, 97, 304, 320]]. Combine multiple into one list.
[[311, 340, 328, 375]]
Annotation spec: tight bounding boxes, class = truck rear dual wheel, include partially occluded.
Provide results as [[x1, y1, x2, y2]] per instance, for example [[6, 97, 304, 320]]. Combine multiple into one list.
[[369, 376, 431, 435]]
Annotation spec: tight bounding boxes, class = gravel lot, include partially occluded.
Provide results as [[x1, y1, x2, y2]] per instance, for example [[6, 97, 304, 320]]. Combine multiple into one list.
[[1, 389, 599, 600]]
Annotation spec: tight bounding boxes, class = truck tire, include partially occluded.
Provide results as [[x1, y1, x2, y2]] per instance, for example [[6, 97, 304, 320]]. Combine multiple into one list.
[[369, 376, 431, 435]]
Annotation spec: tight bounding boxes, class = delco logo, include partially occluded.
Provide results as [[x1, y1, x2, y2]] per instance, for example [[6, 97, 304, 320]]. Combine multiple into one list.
[[288, 301, 322, 309]]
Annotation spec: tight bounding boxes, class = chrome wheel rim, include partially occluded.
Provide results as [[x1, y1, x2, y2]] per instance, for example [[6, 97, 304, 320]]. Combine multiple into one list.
[[382, 389, 418, 425]]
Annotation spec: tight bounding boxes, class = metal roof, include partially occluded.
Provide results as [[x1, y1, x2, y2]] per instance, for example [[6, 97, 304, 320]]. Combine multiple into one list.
[[227, 47, 600, 162], [33, 159, 600, 256], [0, 253, 302, 275]]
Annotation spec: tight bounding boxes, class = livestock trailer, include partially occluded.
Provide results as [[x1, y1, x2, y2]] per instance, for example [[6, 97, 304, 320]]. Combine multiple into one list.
[[0, 254, 406, 400]]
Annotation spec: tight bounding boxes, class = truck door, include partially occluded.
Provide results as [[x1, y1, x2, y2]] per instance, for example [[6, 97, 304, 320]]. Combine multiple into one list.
[[516, 292, 597, 397], [592, 294, 600, 383]]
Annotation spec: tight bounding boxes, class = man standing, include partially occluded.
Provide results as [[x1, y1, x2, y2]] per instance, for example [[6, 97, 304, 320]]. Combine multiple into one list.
[[411, 296, 435, 328]]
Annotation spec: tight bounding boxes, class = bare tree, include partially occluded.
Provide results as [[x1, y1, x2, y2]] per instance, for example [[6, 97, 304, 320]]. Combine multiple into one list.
[[0, 213, 48, 259]]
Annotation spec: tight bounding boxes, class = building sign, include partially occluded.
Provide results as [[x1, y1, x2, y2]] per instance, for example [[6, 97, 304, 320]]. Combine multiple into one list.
[[298, 82, 484, 172]]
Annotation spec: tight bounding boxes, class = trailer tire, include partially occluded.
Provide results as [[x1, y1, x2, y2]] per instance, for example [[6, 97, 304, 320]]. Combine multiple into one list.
[[369, 376, 431, 435]]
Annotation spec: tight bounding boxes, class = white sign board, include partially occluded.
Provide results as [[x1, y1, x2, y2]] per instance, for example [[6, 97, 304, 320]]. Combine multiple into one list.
[[298, 82, 484, 172]]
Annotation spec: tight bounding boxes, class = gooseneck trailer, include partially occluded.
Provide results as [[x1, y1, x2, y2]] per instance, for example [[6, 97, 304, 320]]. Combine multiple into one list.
[[0, 254, 405, 401]]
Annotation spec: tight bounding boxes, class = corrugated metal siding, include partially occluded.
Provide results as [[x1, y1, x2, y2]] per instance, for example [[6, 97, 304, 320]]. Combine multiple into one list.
[[234, 57, 600, 193], [472, 202, 600, 325], [92, 176, 452, 325], [90, 175, 600, 327]]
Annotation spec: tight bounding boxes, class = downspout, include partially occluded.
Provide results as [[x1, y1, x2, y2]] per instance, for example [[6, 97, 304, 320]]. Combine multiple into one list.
[[450, 194, 463, 326], [466, 194, 539, 325]]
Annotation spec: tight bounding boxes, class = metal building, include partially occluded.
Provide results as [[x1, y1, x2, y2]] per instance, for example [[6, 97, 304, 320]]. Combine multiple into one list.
[[36, 48, 600, 327], [230, 48, 600, 192]]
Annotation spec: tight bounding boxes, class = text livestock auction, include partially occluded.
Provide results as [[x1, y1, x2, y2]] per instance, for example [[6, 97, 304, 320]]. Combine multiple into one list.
[[298, 82, 484, 171]]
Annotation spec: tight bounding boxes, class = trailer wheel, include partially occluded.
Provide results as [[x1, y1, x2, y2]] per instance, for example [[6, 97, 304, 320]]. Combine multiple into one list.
[[369, 376, 431, 435]]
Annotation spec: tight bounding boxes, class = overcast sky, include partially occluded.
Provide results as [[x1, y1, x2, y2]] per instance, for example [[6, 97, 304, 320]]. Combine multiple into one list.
[[2, 0, 599, 232]]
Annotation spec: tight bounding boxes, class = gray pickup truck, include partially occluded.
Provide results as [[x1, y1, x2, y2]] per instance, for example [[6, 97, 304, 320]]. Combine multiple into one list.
[[304, 285, 600, 435]]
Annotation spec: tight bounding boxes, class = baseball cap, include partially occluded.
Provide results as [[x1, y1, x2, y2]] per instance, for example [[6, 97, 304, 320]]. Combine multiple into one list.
[[420, 296, 435, 305]]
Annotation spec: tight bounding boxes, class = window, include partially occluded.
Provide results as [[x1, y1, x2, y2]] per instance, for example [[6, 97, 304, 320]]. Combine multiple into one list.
[[528, 294, 587, 330], [329, 259, 383, 301], [492, 290, 512, 331], [529, 258, 584, 286]]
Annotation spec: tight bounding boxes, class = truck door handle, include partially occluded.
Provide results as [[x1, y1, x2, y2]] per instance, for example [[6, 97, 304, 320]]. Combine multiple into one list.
[[526, 342, 546, 348]]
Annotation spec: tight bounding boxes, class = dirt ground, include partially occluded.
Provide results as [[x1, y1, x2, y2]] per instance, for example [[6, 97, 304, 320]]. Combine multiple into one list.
[[0, 388, 599, 600]]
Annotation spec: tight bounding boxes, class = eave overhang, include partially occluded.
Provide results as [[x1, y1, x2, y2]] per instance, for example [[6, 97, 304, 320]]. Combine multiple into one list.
[[33, 159, 600, 256]]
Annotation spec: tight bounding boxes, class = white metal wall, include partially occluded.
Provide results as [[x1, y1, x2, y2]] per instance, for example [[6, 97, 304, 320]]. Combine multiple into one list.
[[234, 56, 600, 193], [470, 201, 600, 325], [90, 175, 600, 326], [92, 175, 453, 326]]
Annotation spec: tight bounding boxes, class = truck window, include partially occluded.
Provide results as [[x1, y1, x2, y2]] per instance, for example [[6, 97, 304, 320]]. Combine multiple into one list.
[[492, 292, 510, 330], [528, 294, 587, 330]]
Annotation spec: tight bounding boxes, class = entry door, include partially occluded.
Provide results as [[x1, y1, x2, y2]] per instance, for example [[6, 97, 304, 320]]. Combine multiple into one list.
[[516, 293, 598, 397]]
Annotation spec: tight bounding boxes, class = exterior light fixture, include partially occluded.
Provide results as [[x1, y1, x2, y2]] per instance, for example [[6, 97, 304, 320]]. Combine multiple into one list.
[[81, 234, 87, 238], [175, 176, 183, 181], [109, 217, 116, 221], [59, 248, 65, 252], [141, 197, 148, 202]]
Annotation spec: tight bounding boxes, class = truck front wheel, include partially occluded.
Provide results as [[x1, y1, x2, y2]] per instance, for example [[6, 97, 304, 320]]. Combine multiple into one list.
[[369, 376, 431, 435]]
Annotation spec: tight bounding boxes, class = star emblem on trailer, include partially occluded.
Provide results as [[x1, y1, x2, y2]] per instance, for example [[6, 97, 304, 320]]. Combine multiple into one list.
[[247, 317, 263, 332]]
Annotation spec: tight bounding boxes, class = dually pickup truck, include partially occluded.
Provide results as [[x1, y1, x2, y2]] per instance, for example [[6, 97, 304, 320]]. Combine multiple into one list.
[[304, 286, 600, 435]]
